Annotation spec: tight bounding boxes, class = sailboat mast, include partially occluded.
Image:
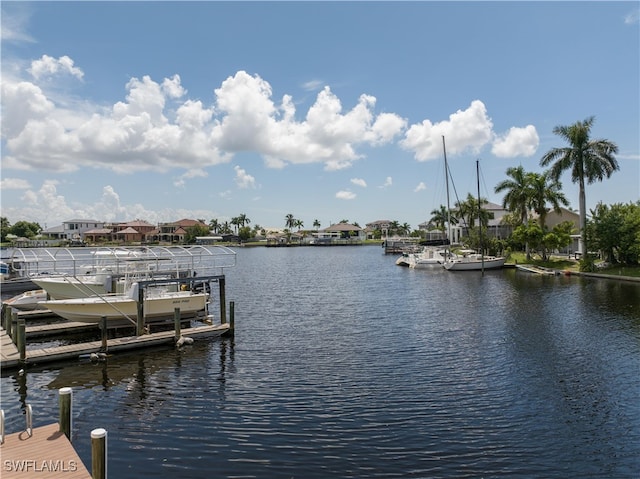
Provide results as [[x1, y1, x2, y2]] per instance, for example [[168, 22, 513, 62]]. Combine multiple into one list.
[[443, 136, 452, 250], [477, 159, 485, 274]]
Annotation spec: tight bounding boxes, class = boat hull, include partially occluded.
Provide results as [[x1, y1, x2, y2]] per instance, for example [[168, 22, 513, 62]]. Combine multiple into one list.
[[444, 256, 506, 271], [41, 292, 208, 324], [31, 276, 111, 300], [3, 289, 49, 311]]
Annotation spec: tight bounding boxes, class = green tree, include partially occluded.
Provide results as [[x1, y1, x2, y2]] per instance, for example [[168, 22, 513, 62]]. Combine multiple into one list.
[[1, 217, 11, 242], [285, 213, 296, 230], [10, 221, 41, 238], [540, 116, 619, 256], [495, 166, 534, 226], [430, 205, 458, 239], [529, 171, 568, 231], [184, 224, 211, 244], [237, 213, 250, 229], [208, 219, 220, 234], [313, 219, 321, 230], [588, 201, 640, 265]]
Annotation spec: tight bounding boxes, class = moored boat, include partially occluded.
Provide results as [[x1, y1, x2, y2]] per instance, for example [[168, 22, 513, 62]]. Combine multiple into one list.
[[40, 284, 208, 325], [443, 251, 506, 271], [3, 289, 49, 311]]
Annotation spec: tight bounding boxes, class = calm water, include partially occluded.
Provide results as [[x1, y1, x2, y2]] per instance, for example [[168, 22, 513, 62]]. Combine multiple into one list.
[[1, 246, 639, 478]]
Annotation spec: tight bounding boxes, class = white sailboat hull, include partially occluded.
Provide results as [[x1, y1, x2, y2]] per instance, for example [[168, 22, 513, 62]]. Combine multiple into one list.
[[444, 255, 506, 271], [41, 291, 208, 324]]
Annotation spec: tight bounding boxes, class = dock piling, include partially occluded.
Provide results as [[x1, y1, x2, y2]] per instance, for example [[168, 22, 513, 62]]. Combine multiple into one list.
[[59, 387, 73, 441], [17, 318, 26, 362], [219, 277, 226, 325], [11, 311, 18, 341], [91, 428, 108, 479], [100, 317, 108, 352], [229, 301, 235, 332], [174, 308, 181, 341]]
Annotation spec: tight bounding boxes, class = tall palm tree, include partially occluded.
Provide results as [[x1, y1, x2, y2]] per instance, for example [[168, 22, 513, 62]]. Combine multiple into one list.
[[540, 116, 619, 255], [495, 166, 533, 226], [285, 214, 296, 230], [528, 171, 569, 231], [429, 205, 458, 239], [313, 219, 321, 230], [237, 213, 250, 228], [208, 219, 220, 234]]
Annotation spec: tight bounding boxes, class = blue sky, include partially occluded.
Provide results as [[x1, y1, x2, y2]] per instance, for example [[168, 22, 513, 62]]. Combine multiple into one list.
[[1, 1, 639, 232]]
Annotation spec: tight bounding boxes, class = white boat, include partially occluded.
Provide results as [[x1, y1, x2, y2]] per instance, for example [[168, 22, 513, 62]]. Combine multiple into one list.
[[443, 250, 506, 271], [408, 247, 456, 269], [443, 159, 506, 272], [31, 269, 120, 300], [3, 289, 49, 311], [40, 283, 208, 325]]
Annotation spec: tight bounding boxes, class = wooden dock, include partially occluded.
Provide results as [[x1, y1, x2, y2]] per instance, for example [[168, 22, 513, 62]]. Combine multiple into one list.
[[0, 422, 91, 478], [515, 264, 558, 275], [1, 322, 230, 370]]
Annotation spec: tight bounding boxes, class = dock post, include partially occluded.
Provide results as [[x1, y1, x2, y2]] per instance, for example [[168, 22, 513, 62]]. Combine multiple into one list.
[[174, 307, 181, 341], [136, 284, 145, 336], [10, 311, 18, 342], [91, 428, 107, 479], [59, 387, 73, 441], [1, 303, 8, 332], [229, 301, 235, 332], [219, 277, 227, 325], [17, 318, 26, 363], [100, 317, 108, 352]]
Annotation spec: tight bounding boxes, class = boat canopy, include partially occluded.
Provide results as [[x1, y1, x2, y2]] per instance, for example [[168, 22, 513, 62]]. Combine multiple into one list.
[[7, 245, 237, 278]]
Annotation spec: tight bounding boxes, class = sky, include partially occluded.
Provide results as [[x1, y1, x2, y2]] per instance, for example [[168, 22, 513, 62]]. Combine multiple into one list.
[[1, 1, 639, 232]]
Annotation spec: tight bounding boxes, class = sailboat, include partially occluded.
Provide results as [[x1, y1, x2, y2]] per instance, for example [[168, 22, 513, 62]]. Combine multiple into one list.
[[443, 159, 506, 272]]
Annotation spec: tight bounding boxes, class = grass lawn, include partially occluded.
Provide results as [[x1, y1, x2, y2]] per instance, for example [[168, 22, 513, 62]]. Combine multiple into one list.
[[507, 252, 640, 277]]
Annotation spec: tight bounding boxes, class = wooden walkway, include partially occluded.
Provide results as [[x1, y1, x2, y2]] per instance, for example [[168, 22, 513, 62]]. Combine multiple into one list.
[[1, 323, 230, 369], [0, 422, 91, 478]]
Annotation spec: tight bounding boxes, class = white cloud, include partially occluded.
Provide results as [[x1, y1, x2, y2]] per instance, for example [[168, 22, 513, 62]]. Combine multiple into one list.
[[234, 165, 257, 189], [29, 55, 84, 80], [414, 182, 427, 192], [491, 125, 539, 158], [0, 178, 31, 189], [400, 100, 494, 161], [350, 178, 367, 187], [2, 180, 220, 226], [624, 9, 640, 25], [379, 176, 393, 188], [2, 67, 406, 175], [336, 190, 356, 200], [174, 168, 208, 188]]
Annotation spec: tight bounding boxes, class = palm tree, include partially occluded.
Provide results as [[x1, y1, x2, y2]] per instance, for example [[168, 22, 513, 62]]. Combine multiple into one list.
[[313, 219, 321, 230], [540, 116, 619, 255], [237, 213, 250, 229], [294, 219, 304, 231], [208, 219, 220, 234], [285, 214, 296, 230], [495, 166, 535, 258], [528, 171, 569, 231], [429, 205, 458, 238], [495, 166, 533, 226]]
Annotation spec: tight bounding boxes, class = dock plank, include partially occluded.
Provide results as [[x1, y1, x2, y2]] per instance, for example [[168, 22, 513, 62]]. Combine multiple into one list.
[[0, 422, 91, 478], [1, 323, 230, 369]]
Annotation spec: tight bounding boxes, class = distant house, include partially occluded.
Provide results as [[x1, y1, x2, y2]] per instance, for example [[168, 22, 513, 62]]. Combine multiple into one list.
[[40, 224, 66, 240], [62, 219, 104, 241], [314, 223, 365, 243], [365, 220, 392, 239], [149, 219, 208, 243]]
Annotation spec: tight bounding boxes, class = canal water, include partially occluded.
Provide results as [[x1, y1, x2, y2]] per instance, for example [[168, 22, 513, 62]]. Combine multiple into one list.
[[1, 245, 639, 478]]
